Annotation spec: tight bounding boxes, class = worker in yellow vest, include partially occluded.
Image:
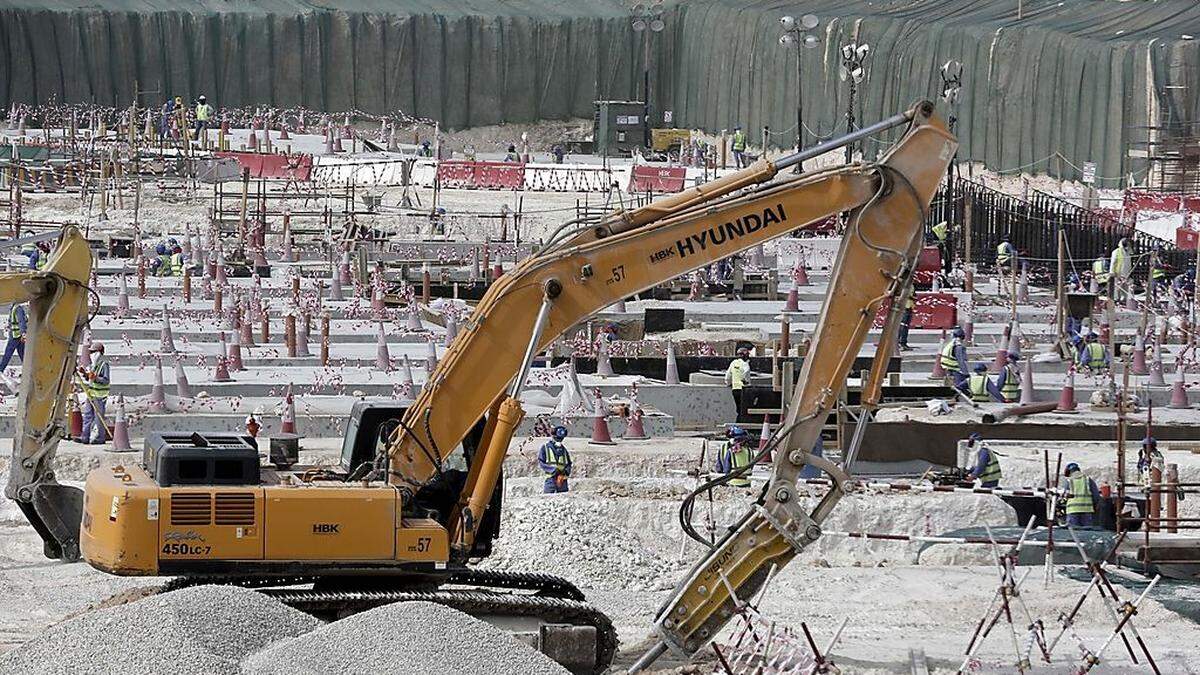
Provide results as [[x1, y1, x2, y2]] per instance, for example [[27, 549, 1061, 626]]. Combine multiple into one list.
[[995, 352, 1021, 403], [939, 327, 970, 386], [898, 295, 916, 351], [960, 363, 1001, 403], [75, 342, 111, 444], [931, 221, 950, 273], [731, 126, 748, 168], [1109, 238, 1131, 301], [194, 95, 213, 134], [716, 426, 753, 488], [1061, 462, 1101, 528], [0, 302, 27, 372], [725, 347, 752, 414], [1077, 332, 1109, 372], [965, 432, 1002, 488], [995, 235, 1016, 274]]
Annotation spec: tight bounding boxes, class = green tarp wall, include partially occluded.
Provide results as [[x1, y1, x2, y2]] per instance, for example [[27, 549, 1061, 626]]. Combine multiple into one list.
[[0, 0, 1197, 186]]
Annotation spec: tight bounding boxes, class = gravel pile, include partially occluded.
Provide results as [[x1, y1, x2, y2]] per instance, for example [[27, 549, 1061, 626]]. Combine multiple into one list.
[[483, 496, 688, 591], [242, 600, 568, 675], [0, 585, 319, 675]]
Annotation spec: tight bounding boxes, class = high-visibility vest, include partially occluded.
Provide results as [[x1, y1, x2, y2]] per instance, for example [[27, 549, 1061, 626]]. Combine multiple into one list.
[[34, 252, 47, 270], [196, 104, 212, 121], [978, 448, 1002, 484], [1085, 343, 1107, 369], [732, 131, 747, 151], [1000, 364, 1020, 403], [1066, 475, 1094, 515], [158, 254, 171, 276], [968, 373, 991, 402], [542, 441, 570, 473], [940, 340, 960, 371], [727, 358, 749, 390], [1092, 258, 1109, 284], [8, 305, 23, 339], [1111, 247, 1129, 278], [85, 356, 110, 399], [932, 221, 948, 244], [720, 441, 752, 487], [1152, 265, 1166, 280], [996, 243, 1011, 266], [170, 252, 184, 276]]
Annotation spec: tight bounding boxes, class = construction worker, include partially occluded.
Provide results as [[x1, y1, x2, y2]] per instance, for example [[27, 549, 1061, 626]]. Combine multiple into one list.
[[995, 235, 1016, 276], [504, 144, 520, 162], [964, 432, 1002, 488], [1137, 437, 1165, 489], [152, 243, 170, 276], [995, 352, 1021, 403], [0, 302, 27, 372], [27, 241, 50, 270], [961, 363, 1002, 403], [1109, 238, 1131, 301], [194, 95, 213, 133], [1062, 462, 1102, 528], [724, 347, 752, 413], [1078, 332, 1109, 372], [418, 140, 433, 157], [169, 246, 185, 276], [1064, 332, 1084, 365], [1149, 252, 1168, 298], [939, 327, 970, 386], [76, 342, 110, 444], [716, 426, 753, 488], [931, 220, 950, 273], [897, 295, 915, 351], [537, 425, 573, 493], [551, 144, 566, 164], [731, 126, 748, 168], [1172, 267, 1196, 306], [159, 97, 176, 139]]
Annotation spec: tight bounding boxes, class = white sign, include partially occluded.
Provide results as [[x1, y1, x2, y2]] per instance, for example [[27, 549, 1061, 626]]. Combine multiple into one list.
[[1082, 161, 1096, 185], [663, 110, 673, 124], [617, 115, 641, 125]]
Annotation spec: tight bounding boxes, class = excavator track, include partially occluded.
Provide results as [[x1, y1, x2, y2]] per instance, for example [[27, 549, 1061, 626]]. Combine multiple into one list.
[[157, 569, 613, 672], [264, 588, 617, 673]]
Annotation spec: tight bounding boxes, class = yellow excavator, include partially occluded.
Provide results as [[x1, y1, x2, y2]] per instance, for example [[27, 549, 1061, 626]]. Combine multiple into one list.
[[10, 101, 955, 673]]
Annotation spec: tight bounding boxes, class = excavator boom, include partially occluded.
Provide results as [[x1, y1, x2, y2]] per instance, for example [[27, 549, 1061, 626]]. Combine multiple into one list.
[[2, 227, 95, 560]]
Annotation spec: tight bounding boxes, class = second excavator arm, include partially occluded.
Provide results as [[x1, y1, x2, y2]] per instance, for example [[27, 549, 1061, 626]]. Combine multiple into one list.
[[2, 226, 95, 561]]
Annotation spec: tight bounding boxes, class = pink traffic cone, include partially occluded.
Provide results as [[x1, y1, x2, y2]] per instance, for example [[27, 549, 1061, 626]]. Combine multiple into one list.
[[930, 350, 946, 379], [160, 307, 176, 353], [1132, 334, 1148, 375], [624, 405, 649, 440], [280, 384, 297, 434], [444, 314, 458, 347], [1056, 366, 1077, 412], [400, 354, 415, 397], [1169, 364, 1190, 409], [992, 347, 1008, 374], [214, 333, 232, 381], [492, 264, 504, 281], [148, 357, 167, 411], [329, 270, 345, 301], [425, 339, 439, 374], [1017, 264, 1029, 303], [407, 305, 423, 331], [784, 288, 799, 313], [247, 129, 258, 150], [339, 251, 352, 284], [295, 314, 311, 357], [375, 323, 391, 371], [110, 395, 133, 451], [665, 341, 680, 384], [794, 262, 810, 287], [1149, 348, 1166, 387], [174, 357, 191, 398], [1019, 360, 1035, 405], [589, 390, 615, 445], [241, 306, 256, 347], [596, 340, 614, 377], [228, 328, 245, 371], [117, 272, 130, 313], [278, 124, 290, 141]]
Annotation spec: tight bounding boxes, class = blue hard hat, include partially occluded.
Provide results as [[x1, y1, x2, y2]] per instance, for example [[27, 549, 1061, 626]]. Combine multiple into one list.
[[1070, 333, 1083, 344], [968, 432, 982, 442], [728, 425, 748, 439], [952, 327, 965, 339], [1087, 332, 1099, 340], [1065, 462, 1080, 475], [974, 363, 988, 373], [155, 243, 167, 254], [552, 425, 568, 440], [1142, 436, 1156, 447]]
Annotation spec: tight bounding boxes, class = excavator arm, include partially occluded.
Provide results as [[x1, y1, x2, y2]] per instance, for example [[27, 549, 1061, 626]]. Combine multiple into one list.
[[2, 227, 95, 561], [390, 100, 956, 578]]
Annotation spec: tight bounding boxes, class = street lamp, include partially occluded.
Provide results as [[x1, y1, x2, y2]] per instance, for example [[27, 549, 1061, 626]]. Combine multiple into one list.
[[778, 14, 821, 165], [632, 2, 665, 149], [839, 42, 870, 163]]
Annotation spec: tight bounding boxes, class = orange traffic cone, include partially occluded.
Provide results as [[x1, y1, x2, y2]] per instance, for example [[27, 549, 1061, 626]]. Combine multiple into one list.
[[596, 340, 614, 377], [1170, 364, 1190, 409], [1056, 366, 1077, 412], [1132, 334, 1148, 375], [623, 405, 649, 440], [784, 288, 799, 313], [214, 333, 232, 381], [375, 322, 391, 371], [160, 306, 176, 353], [68, 398, 83, 439], [665, 341, 680, 384], [1149, 348, 1166, 387], [174, 357, 191, 398], [757, 414, 773, 462]]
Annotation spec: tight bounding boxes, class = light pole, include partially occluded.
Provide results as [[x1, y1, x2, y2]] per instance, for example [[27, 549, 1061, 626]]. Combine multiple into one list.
[[939, 59, 963, 181], [778, 14, 821, 166], [839, 42, 870, 163], [631, 3, 665, 149]]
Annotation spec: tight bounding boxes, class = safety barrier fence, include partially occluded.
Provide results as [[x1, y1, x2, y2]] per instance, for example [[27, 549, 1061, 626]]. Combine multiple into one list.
[[928, 178, 1194, 278]]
